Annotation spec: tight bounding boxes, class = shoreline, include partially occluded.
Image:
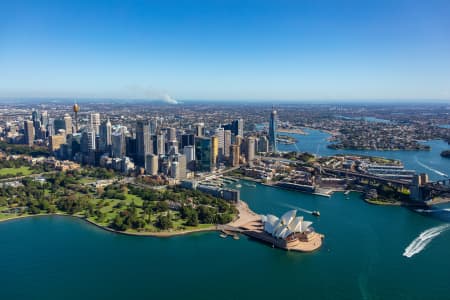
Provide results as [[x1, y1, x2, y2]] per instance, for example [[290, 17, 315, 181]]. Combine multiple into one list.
[[0, 212, 219, 238], [0, 201, 256, 238]]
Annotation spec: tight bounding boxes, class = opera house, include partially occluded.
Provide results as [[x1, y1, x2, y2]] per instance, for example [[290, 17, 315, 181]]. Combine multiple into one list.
[[241, 210, 323, 252]]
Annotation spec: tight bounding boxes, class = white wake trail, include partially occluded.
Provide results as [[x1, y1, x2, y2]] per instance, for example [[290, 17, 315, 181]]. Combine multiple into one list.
[[403, 224, 450, 258], [415, 158, 448, 177]]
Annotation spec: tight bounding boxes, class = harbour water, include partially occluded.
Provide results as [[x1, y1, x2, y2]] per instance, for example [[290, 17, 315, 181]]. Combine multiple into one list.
[[1, 129, 450, 299]]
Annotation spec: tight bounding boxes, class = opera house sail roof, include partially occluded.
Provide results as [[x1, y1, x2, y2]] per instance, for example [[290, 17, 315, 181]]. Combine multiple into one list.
[[261, 210, 314, 239]]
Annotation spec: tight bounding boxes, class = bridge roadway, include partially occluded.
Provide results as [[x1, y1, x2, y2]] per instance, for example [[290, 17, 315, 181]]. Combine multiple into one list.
[[321, 167, 410, 186]]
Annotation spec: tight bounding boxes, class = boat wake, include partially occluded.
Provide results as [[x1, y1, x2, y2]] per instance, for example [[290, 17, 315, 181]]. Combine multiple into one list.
[[415, 208, 450, 213], [282, 203, 313, 214], [415, 158, 448, 177], [403, 224, 450, 258]]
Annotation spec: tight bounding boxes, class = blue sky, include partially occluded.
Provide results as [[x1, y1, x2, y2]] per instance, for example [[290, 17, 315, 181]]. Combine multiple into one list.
[[0, 0, 449, 101]]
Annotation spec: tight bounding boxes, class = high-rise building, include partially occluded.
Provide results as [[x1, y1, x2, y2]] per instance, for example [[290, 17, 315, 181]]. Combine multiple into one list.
[[112, 130, 126, 158], [90, 113, 101, 135], [156, 133, 165, 155], [47, 118, 55, 137], [214, 127, 225, 160], [99, 118, 112, 152], [168, 127, 177, 141], [136, 120, 151, 166], [41, 111, 49, 128], [194, 123, 205, 137], [145, 154, 159, 175], [258, 135, 269, 153], [81, 129, 96, 153], [230, 144, 240, 167], [54, 119, 66, 134], [269, 107, 278, 153], [170, 154, 186, 179], [23, 120, 35, 146], [183, 145, 195, 170], [49, 134, 66, 152], [195, 137, 212, 172], [223, 130, 232, 158], [222, 118, 244, 137], [211, 136, 219, 168], [63, 114, 73, 135], [246, 136, 256, 162], [181, 134, 195, 149]]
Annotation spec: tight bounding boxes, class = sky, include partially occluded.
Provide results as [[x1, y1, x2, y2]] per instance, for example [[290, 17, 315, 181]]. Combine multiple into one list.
[[0, 0, 449, 102]]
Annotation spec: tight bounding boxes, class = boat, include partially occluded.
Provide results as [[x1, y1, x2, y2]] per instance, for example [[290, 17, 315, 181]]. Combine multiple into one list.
[[235, 184, 242, 188], [312, 211, 320, 217], [220, 233, 227, 238], [233, 234, 240, 240]]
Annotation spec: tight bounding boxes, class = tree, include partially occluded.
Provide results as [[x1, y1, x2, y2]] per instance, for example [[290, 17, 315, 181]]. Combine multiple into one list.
[[156, 214, 172, 230]]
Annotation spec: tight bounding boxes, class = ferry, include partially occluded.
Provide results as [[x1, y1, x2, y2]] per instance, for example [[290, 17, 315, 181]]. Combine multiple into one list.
[[312, 211, 320, 217]]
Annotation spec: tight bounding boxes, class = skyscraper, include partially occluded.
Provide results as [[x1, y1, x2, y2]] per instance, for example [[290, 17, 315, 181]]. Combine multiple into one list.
[[269, 107, 278, 153], [194, 123, 205, 137], [181, 134, 195, 149], [246, 136, 256, 162], [63, 114, 73, 135], [112, 129, 126, 158], [156, 133, 165, 155], [223, 130, 232, 158], [214, 127, 224, 160], [136, 120, 151, 166], [258, 135, 269, 153], [195, 137, 212, 172], [145, 154, 159, 175], [99, 118, 112, 152], [23, 120, 35, 146], [230, 144, 240, 167], [90, 113, 101, 135], [211, 135, 219, 168]]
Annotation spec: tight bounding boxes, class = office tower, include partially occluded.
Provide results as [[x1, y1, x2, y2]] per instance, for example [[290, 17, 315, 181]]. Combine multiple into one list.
[[246, 136, 256, 162], [156, 133, 165, 155], [73, 103, 80, 133], [112, 130, 126, 158], [54, 119, 66, 134], [195, 137, 212, 172], [136, 120, 151, 166], [170, 154, 186, 179], [41, 111, 49, 128], [181, 134, 195, 149], [222, 118, 244, 137], [90, 113, 101, 135], [269, 107, 278, 153], [211, 136, 219, 168], [24, 120, 35, 146], [214, 127, 225, 159], [126, 136, 137, 159], [194, 123, 205, 137], [47, 119, 55, 137], [145, 154, 159, 175], [149, 119, 158, 135], [230, 144, 240, 167], [32, 110, 40, 123], [168, 127, 177, 141], [224, 130, 232, 158], [63, 114, 73, 135], [167, 140, 179, 155], [49, 134, 66, 152], [81, 129, 96, 153], [183, 145, 195, 162], [99, 118, 112, 152], [258, 135, 269, 153]]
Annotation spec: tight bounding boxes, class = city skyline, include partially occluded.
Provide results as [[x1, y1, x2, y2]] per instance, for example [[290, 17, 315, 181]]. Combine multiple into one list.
[[1, 0, 450, 101]]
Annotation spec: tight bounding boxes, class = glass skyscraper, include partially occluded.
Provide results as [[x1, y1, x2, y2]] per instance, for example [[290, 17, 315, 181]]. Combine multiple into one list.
[[269, 107, 277, 153]]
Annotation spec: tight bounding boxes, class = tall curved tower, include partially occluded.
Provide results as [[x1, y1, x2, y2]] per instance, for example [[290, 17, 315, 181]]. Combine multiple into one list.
[[269, 106, 277, 153], [73, 102, 80, 133]]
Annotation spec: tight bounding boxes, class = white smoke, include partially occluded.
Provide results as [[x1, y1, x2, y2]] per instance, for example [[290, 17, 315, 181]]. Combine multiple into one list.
[[161, 93, 178, 105]]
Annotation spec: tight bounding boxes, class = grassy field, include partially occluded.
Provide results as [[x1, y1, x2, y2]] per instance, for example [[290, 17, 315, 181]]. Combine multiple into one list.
[[0, 166, 33, 177]]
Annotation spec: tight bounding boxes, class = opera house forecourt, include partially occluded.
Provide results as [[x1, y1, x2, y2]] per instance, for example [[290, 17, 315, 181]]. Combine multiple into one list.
[[241, 210, 324, 252]]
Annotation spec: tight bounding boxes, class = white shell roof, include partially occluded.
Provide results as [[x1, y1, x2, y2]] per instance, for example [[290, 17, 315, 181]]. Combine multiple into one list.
[[262, 210, 313, 238]]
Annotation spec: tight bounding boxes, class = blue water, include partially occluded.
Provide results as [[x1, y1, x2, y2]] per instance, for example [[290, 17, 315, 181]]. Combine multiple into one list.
[[278, 128, 450, 181], [2, 128, 450, 299]]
